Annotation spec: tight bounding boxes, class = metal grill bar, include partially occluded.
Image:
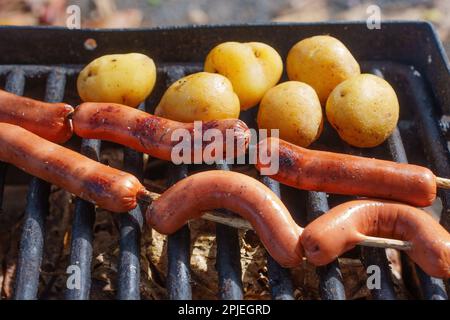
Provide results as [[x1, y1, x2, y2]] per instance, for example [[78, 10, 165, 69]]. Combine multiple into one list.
[[307, 191, 346, 300], [342, 144, 397, 300], [4, 69, 25, 94], [166, 164, 192, 300], [14, 178, 50, 300], [389, 119, 447, 301], [360, 247, 397, 300], [374, 62, 450, 296], [261, 176, 294, 300], [15, 70, 66, 300], [215, 162, 244, 300], [117, 103, 146, 300], [65, 139, 100, 300], [0, 70, 25, 210], [387, 129, 444, 299], [392, 64, 450, 230], [371, 67, 448, 300], [162, 68, 193, 300]]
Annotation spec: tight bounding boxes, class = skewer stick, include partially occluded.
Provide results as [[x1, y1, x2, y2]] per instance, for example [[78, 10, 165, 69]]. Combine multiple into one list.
[[359, 236, 412, 250], [137, 190, 412, 251], [138, 190, 252, 230], [436, 176, 450, 189]]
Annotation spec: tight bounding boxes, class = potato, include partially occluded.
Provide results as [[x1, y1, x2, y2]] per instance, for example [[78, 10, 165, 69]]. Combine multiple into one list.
[[287, 35, 360, 105], [204, 42, 283, 110], [257, 81, 323, 147], [154, 72, 240, 122], [77, 53, 156, 108], [326, 74, 399, 148]]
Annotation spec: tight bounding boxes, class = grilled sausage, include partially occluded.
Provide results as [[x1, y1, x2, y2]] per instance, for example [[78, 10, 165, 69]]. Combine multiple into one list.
[[0, 89, 74, 143], [146, 170, 303, 267], [0, 123, 145, 212], [73, 102, 250, 162], [301, 200, 450, 278], [256, 137, 436, 207]]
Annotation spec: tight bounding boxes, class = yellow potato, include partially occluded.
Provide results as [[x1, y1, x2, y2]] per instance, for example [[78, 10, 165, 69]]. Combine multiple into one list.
[[326, 74, 399, 148], [204, 42, 283, 110], [155, 72, 240, 122], [257, 81, 323, 147], [77, 53, 156, 107], [287, 35, 360, 105]]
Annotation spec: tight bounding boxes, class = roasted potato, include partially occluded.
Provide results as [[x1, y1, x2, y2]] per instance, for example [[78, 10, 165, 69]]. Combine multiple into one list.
[[77, 53, 156, 107], [287, 35, 360, 105], [326, 74, 399, 148], [155, 72, 240, 122], [257, 81, 323, 147], [204, 42, 283, 110]]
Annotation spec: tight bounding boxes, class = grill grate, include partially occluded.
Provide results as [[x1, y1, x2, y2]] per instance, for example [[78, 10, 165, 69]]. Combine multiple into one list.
[[0, 23, 449, 300], [116, 103, 146, 300], [66, 138, 99, 300], [215, 162, 244, 300]]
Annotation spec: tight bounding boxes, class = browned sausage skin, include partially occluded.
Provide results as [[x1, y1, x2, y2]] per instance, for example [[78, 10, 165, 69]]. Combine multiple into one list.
[[73, 102, 250, 162], [256, 137, 436, 207], [146, 170, 303, 267], [0, 89, 74, 143], [0, 123, 144, 213], [301, 200, 450, 278]]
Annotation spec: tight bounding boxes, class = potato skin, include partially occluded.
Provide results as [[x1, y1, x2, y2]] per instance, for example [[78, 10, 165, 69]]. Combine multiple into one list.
[[326, 74, 399, 148], [287, 35, 360, 105], [77, 53, 156, 108], [155, 72, 240, 122], [204, 42, 283, 110], [257, 81, 323, 147]]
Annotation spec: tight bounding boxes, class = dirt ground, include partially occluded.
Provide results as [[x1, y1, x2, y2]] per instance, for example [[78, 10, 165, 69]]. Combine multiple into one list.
[[0, 0, 448, 300]]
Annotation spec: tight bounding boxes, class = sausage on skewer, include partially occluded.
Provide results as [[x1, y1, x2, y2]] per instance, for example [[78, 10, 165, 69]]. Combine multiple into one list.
[[145, 170, 304, 267], [73, 102, 251, 162], [0, 89, 74, 143], [0, 122, 144, 212], [256, 137, 437, 207], [301, 199, 450, 278]]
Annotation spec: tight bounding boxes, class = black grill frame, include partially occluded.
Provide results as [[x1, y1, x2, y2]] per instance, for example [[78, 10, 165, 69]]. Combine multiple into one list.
[[0, 22, 449, 300]]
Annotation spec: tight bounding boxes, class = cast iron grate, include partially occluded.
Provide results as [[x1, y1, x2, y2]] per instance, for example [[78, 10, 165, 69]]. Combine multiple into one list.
[[0, 23, 449, 300]]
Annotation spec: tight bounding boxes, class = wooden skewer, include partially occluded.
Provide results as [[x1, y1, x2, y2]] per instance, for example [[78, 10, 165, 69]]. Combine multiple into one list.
[[137, 190, 412, 251], [359, 236, 412, 250], [436, 177, 450, 189]]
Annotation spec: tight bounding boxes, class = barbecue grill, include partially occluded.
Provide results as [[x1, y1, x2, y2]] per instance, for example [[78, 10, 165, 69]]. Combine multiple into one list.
[[0, 21, 449, 300]]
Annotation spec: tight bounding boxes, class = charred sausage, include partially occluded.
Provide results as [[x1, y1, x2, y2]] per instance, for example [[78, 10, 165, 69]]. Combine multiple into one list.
[[301, 199, 450, 278], [73, 102, 250, 162], [0, 89, 74, 143], [0, 123, 144, 212], [146, 170, 303, 267], [256, 137, 436, 207]]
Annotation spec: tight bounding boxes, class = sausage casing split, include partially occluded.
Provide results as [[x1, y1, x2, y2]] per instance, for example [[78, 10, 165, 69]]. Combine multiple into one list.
[[146, 170, 303, 267], [256, 137, 436, 207], [0, 123, 144, 213], [301, 200, 450, 278], [0, 89, 74, 143], [73, 103, 251, 162]]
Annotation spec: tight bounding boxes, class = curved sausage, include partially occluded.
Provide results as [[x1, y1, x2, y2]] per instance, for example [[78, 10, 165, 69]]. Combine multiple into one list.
[[0, 123, 144, 213], [73, 102, 250, 162], [301, 200, 450, 278], [256, 137, 436, 207], [145, 170, 303, 267], [0, 89, 74, 143]]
